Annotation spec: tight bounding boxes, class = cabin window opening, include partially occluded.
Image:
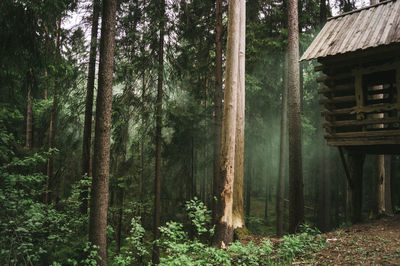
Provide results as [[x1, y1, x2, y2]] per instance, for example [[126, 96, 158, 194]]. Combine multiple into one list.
[[361, 69, 398, 131], [362, 69, 397, 106]]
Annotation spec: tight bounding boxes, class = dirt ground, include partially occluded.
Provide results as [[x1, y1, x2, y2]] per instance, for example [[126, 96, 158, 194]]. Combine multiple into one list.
[[296, 215, 400, 265]]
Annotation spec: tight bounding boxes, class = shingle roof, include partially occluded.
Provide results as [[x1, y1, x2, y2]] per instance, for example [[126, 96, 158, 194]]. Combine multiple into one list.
[[300, 0, 400, 61]]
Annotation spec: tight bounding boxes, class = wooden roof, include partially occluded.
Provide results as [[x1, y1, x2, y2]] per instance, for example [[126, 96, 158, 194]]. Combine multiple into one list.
[[300, 0, 400, 61]]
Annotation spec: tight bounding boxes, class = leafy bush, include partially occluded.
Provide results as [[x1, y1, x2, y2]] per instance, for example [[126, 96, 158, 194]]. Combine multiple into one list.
[[114, 217, 148, 265], [278, 224, 325, 260], [0, 131, 92, 264]]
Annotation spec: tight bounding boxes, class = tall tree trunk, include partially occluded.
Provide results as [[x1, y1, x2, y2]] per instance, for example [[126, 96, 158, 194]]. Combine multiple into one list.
[[152, 0, 165, 263], [287, 0, 304, 234], [46, 18, 62, 204], [213, 0, 223, 222], [232, 0, 246, 230], [26, 69, 33, 149], [80, 0, 100, 215], [276, 52, 288, 237], [213, 0, 241, 248], [88, 0, 117, 264]]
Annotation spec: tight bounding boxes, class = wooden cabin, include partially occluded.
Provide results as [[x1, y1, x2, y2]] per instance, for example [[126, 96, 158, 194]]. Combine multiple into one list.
[[300, 0, 400, 154]]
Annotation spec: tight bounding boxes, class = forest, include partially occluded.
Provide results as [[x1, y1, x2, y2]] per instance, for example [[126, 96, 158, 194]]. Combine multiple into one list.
[[1, 0, 400, 265]]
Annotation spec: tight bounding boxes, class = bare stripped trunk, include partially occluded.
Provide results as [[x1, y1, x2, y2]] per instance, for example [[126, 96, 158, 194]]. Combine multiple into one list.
[[80, 0, 100, 214], [276, 52, 288, 237], [26, 71, 33, 149], [46, 18, 61, 204], [232, 0, 246, 230], [88, 0, 117, 264], [152, 0, 165, 263], [213, 0, 223, 221], [287, 0, 304, 234], [213, 0, 240, 248]]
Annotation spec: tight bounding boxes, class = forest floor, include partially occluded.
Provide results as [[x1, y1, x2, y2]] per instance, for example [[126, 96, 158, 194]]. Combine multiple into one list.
[[241, 214, 400, 265], [294, 215, 400, 264]]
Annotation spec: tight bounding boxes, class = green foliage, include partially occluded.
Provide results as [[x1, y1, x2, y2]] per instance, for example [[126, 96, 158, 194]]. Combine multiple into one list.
[[155, 200, 325, 265], [227, 240, 273, 265], [114, 217, 148, 265], [185, 197, 213, 237], [278, 224, 325, 260]]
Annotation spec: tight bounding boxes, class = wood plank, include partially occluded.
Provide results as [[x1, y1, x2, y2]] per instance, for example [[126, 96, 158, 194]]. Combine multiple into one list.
[[327, 138, 400, 147], [351, 103, 400, 114], [367, 98, 392, 105], [322, 103, 400, 117], [326, 129, 400, 138], [367, 88, 392, 95], [323, 117, 400, 128], [319, 95, 356, 104]]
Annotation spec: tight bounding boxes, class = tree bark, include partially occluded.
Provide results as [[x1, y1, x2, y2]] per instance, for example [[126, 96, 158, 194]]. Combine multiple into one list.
[[213, 0, 241, 248], [88, 0, 117, 264], [348, 153, 365, 224], [287, 0, 304, 234], [152, 0, 165, 263], [26, 70, 33, 149], [232, 0, 246, 230], [276, 52, 288, 237], [213, 0, 223, 222], [80, 0, 100, 215]]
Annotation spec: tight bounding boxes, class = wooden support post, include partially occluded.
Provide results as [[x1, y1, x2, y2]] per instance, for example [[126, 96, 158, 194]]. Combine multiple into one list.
[[338, 147, 352, 189], [347, 152, 365, 224], [354, 72, 365, 121]]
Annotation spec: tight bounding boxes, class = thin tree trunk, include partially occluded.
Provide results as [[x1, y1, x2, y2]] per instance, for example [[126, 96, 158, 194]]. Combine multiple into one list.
[[152, 0, 165, 263], [287, 0, 304, 234], [213, 0, 223, 222], [26, 70, 33, 149], [213, 0, 241, 248], [46, 18, 61, 204], [80, 0, 100, 215], [232, 0, 246, 230], [88, 0, 117, 264], [276, 52, 288, 237]]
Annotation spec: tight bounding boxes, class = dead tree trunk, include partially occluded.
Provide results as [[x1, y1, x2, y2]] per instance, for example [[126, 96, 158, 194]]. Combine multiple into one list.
[[88, 0, 117, 264], [213, 0, 241, 248], [232, 0, 246, 231]]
